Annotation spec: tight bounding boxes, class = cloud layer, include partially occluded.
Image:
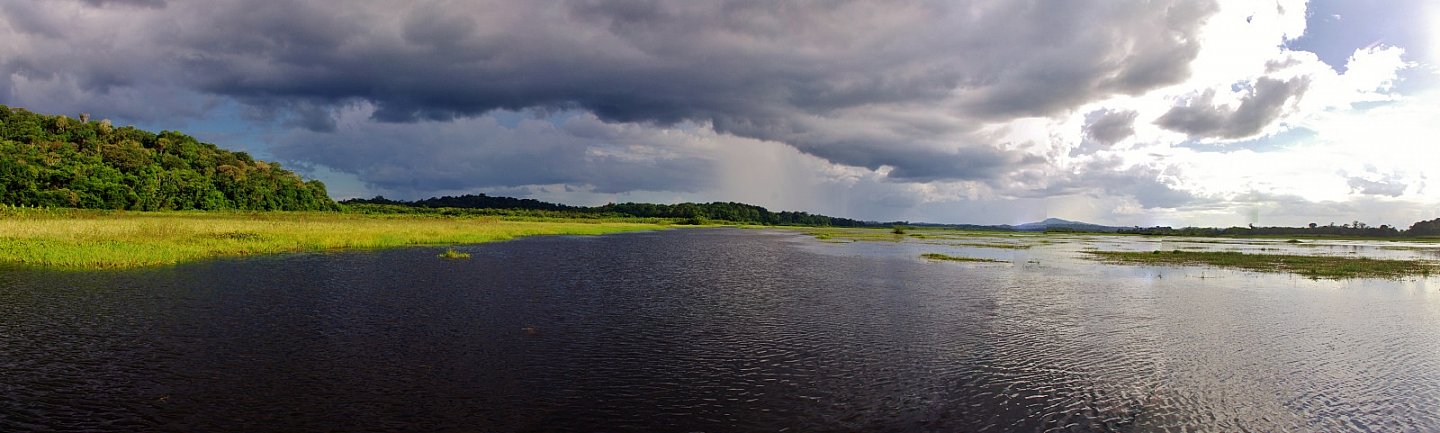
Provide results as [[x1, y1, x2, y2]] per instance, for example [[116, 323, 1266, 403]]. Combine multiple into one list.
[[2, 0, 1436, 225]]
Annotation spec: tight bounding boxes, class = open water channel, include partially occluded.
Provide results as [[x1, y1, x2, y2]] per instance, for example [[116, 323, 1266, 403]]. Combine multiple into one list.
[[2, 228, 1438, 432]]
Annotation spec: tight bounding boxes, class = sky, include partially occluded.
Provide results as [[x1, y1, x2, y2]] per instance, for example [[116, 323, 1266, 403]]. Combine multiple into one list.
[[2, 0, 1438, 227]]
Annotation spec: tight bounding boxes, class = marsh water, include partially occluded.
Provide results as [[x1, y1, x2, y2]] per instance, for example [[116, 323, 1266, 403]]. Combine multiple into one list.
[[3, 228, 1439, 432]]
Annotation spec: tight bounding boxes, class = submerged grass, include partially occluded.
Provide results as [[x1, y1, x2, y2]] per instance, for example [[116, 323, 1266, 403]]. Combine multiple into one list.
[[921, 253, 1007, 263], [0, 208, 664, 269], [1085, 249, 1435, 279]]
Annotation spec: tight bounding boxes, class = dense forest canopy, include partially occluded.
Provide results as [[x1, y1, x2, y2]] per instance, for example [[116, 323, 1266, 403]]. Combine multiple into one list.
[[0, 105, 335, 211]]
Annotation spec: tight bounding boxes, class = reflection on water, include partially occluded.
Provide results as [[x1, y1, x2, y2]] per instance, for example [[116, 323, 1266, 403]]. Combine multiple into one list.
[[2, 228, 1438, 432]]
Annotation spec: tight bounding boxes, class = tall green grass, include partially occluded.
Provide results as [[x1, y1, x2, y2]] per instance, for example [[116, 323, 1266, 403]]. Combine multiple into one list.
[[0, 207, 665, 269]]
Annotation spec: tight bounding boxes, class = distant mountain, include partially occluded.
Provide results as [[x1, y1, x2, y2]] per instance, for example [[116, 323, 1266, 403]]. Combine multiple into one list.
[[1010, 218, 1120, 233]]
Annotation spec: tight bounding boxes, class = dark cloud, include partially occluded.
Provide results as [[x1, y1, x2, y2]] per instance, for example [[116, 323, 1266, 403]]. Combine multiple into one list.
[[1155, 76, 1311, 139], [0, 0, 1226, 192], [271, 107, 718, 196], [958, 0, 1216, 118], [79, 0, 166, 8], [1084, 109, 1139, 145]]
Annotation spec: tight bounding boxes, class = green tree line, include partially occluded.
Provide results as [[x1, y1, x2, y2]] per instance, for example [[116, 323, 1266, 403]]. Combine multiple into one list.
[[0, 105, 335, 211], [343, 195, 881, 227]]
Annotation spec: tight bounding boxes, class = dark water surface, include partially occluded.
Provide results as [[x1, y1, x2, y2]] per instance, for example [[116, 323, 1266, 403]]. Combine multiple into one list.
[[3, 229, 1439, 432]]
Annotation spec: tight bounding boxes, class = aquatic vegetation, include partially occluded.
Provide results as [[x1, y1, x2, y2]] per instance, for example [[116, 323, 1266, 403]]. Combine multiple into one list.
[[0, 208, 664, 269], [951, 241, 1032, 250], [438, 248, 471, 260], [1085, 249, 1435, 279], [804, 227, 908, 242], [920, 253, 1007, 263]]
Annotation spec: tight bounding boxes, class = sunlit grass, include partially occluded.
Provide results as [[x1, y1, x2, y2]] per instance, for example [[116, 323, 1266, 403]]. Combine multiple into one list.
[[437, 248, 471, 260], [1085, 250, 1435, 279], [0, 208, 664, 269]]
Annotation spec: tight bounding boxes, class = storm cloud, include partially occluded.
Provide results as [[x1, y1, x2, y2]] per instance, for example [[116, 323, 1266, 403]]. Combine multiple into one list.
[[273, 106, 720, 196], [0, 0, 1220, 190], [4, 0, 1430, 226]]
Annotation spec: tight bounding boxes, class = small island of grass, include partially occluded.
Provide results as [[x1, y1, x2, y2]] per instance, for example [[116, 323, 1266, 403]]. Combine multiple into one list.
[[438, 248, 471, 260], [1084, 250, 1435, 279], [921, 253, 1007, 263]]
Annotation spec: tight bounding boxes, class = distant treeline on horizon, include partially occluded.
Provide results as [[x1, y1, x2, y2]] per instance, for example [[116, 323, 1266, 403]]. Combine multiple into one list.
[[1120, 220, 1440, 238], [342, 195, 890, 227]]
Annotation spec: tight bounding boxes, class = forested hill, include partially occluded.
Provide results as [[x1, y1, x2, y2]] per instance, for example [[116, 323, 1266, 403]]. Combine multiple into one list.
[[0, 106, 335, 210]]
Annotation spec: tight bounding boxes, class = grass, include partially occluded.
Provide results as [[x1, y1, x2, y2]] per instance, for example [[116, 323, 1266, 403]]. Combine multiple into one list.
[[437, 248, 471, 260], [951, 241, 1032, 249], [805, 227, 908, 242], [0, 208, 665, 269], [1085, 249, 1436, 279], [920, 253, 1007, 263]]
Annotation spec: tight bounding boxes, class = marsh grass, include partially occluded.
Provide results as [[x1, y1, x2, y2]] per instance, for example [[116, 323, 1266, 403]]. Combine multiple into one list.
[[0, 208, 663, 269], [921, 253, 1007, 263], [1085, 249, 1435, 279], [951, 241, 1032, 249], [438, 248, 471, 260]]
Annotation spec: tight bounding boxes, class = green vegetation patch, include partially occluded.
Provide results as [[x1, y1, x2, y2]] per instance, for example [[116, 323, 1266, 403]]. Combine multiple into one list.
[[0, 208, 664, 269], [438, 248, 471, 260], [1085, 249, 1436, 279], [921, 253, 1007, 263], [0, 105, 335, 211], [951, 241, 1032, 250]]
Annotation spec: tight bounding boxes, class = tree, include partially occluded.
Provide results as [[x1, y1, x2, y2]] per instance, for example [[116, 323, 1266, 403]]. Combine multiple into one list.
[[0, 104, 337, 211]]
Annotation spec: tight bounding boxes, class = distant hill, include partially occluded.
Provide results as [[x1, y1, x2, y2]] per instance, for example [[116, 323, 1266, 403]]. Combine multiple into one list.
[[0, 105, 336, 211], [1009, 218, 1121, 233]]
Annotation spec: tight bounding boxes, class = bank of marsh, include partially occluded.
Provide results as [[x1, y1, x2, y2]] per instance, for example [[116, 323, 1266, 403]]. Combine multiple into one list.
[[921, 253, 1007, 263], [0, 208, 665, 269], [1086, 250, 1435, 279]]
